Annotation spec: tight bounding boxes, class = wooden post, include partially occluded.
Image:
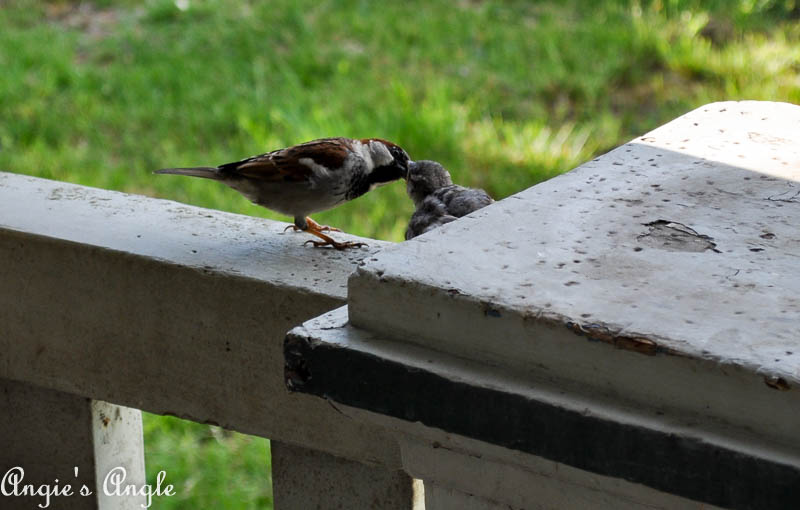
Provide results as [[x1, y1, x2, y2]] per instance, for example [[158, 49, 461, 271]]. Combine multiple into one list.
[[271, 441, 419, 510], [0, 378, 146, 509]]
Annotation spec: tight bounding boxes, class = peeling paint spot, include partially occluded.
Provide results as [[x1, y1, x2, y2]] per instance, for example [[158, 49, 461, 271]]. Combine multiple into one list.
[[764, 376, 791, 391], [285, 335, 313, 390], [566, 322, 662, 356], [766, 189, 800, 203], [484, 306, 502, 318], [637, 220, 720, 253]]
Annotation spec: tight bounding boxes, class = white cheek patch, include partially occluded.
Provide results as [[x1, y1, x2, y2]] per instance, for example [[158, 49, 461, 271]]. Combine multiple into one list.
[[351, 141, 374, 171], [368, 141, 394, 168]]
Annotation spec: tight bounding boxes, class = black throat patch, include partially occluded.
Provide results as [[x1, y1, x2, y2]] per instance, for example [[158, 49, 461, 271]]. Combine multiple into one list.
[[347, 164, 405, 200]]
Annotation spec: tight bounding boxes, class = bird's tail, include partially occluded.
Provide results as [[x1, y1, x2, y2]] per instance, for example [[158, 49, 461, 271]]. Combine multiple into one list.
[[154, 167, 221, 179]]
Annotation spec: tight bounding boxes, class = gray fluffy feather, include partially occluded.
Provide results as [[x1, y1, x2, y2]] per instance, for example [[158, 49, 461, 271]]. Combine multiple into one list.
[[405, 161, 494, 240]]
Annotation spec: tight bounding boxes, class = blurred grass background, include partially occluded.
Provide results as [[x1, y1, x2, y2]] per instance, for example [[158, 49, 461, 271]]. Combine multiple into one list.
[[1, 0, 797, 508]]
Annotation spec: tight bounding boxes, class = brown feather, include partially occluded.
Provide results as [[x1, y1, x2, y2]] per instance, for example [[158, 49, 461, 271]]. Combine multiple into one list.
[[218, 137, 352, 182], [285, 137, 351, 168], [235, 157, 309, 182], [360, 137, 400, 151]]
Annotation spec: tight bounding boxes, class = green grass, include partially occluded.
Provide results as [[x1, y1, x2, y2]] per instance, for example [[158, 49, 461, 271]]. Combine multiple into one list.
[[142, 414, 272, 509], [2, 0, 798, 240], [1, 0, 797, 508]]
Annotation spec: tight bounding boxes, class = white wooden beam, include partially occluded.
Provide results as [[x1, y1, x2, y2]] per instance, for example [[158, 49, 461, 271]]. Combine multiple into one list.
[[0, 172, 410, 494]]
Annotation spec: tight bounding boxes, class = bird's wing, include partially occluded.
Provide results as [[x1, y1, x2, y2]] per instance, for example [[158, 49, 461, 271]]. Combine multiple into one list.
[[406, 209, 458, 240], [406, 195, 452, 240], [434, 185, 494, 217], [218, 138, 352, 183]]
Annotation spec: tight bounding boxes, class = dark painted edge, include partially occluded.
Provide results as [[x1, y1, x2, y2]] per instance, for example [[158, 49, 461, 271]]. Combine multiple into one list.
[[284, 332, 800, 510]]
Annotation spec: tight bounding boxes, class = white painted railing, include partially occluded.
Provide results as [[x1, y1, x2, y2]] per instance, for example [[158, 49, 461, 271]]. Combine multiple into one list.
[[2, 101, 799, 510], [0, 172, 415, 509]]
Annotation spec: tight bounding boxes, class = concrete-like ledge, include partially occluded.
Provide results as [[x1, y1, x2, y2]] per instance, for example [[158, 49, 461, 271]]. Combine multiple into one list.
[[347, 101, 800, 450], [0, 171, 386, 292], [287, 101, 800, 509], [288, 307, 798, 510], [0, 172, 401, 467]]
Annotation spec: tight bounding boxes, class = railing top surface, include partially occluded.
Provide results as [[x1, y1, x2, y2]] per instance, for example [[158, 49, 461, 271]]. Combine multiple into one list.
[[0, 170, 402, 466], [0, 171, 388, 298], [348, 100, 800, 382], [285, 102, 800, 509]]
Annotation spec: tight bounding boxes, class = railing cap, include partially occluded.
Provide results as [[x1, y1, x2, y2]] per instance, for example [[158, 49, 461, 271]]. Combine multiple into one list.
[[348, 100, 800, 382]]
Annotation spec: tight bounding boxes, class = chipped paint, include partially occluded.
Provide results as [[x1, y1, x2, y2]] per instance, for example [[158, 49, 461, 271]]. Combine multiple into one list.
[[637, 220, 720, 253], [566, 322, 661, 356], [765, 376, 791, 391]]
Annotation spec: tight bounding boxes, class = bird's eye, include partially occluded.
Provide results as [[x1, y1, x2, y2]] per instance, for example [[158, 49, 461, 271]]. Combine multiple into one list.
[[391, 146, 407, 162]]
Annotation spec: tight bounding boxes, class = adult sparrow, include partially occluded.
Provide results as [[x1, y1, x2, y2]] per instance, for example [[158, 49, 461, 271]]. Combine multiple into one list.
[[405, 160, 494, 240], [156, 137, 411, 249]]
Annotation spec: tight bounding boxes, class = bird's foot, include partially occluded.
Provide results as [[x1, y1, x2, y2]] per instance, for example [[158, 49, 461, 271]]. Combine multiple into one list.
[[284, 217, 342, 233], [304, 217, 341, 233], [301, 223, 367, 250]]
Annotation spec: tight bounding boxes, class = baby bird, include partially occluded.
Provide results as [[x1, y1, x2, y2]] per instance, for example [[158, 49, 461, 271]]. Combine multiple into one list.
[[156, 137, 411, 250], [405, 160, 494, 240]]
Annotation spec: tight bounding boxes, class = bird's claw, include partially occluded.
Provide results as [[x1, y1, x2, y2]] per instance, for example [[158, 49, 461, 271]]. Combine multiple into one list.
[[285, 223, 341, 233]]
